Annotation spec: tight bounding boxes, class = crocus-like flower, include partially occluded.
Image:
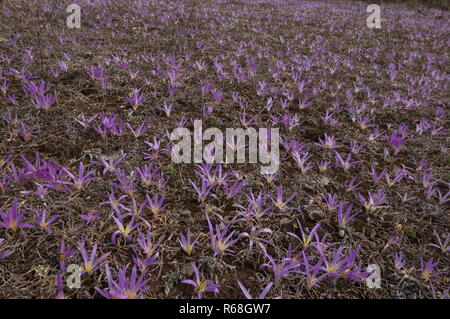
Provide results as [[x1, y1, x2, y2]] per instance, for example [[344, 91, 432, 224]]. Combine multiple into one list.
[[323, 193, 339, 211], [429, 231, 449, 255], [80, 210, 102, 224], [100, 191, 128, 211], [78, 242, 110, 274], [383, 236, 401, 251], [136, 231, 164, 259], [75, 113, 98, 128], [91, 155, 126, 175], [145, 193, 168, 215], [32, 93, 56, 111], [335, 151, 362, 170], [179, 229, 200, 256], [336, 202, 361, 227], [0, 199, 34, 230], [125, 88, 145, 111], [206, 214, 239, 256], [112, 169, 136, 196], [181, 263, 220, 299], [262, 253, 301, 282], [96, 264, 150, 299], [317, 246, 349, 277], [190, 177, 216, 203], [111, 215, 141, 245], [273, 186, 296, 211], [223, 179, 245, 200], [358, 190, 389, 213], [88, 65, 104, 80], [386, 131, 406, 154], [345, 177, 362, 192], [436, 189, 450, 205], [315, 134, 339, 149], [35, 209, 59, 233], [59, 239, 75, 271], [393, 252, 405, 271], [317, 160, 330, 172], [287, 220, 321, 250], [302, 252, 328, 288], [238, 227, 272, 255], [64, 162, 96, 190], [135, 163, 159, 187], [160, 101, 174, 118], [370, 168, 387, 185], [237, 281, 278, 299], [421, 258, 445, 282], [126, 121, 151, 139], [235, 191, 272, 220]]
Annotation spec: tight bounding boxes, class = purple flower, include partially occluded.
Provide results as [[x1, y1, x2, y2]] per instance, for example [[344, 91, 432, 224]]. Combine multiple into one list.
[[32, 93, 56, 111], [145, 193, 168, 215], [345, 178, 361, 192], [181, 263, 220, 299], [335, 151, 362, 170], [75, 113, 98, 128], [78, 241, 110, 274], [35, 209, 59, 232], [125, 88, 145, 111], [429, 231, 449, 255], [80, 210, 102, 224], [126, 121, 151, 138], [336, 202, 361, 227], [273, 186, 297, 211], [386, 131, 406, 154], [179, 229, 200, 256], [238, 226, 272, 255], [206, 214, 239, 256], [136, 231, 164, 259], [358, 190, 389, 213], [323, 193, 339, 211], [55, 274, 65, 299], [112, 169, 136, 196], [315, 134, 339, 149], [91, 155, 126, 175], [237, 281, 278, 299], [302, 252, 328, 288], [436, 189, 450, 205], [64, 162, 96, 190], [135, 163, 159, 187], [88, 65, 104, 80], [0, 199, 34, 230], [96, 264, 150, 299], [262, 253, 301, 282], [223, 179, 245, 200], [287, 220, 322, 250], [190, 177, 216, 203], [421, 258, 445, 282], [235, 191, 272, 220], [111, 215, 141, 245], [59, 239, 75, 272], [393, 252, 405, 271]]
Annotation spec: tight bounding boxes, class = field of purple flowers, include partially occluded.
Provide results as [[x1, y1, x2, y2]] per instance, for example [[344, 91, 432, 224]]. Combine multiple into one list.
[[0, 0, 448, 299]]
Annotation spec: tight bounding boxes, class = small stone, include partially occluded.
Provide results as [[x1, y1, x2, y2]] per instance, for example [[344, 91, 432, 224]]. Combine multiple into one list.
[[304, 204, 326, 221], [320, 176, 329, 185], [183, 263, 194, 276]]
